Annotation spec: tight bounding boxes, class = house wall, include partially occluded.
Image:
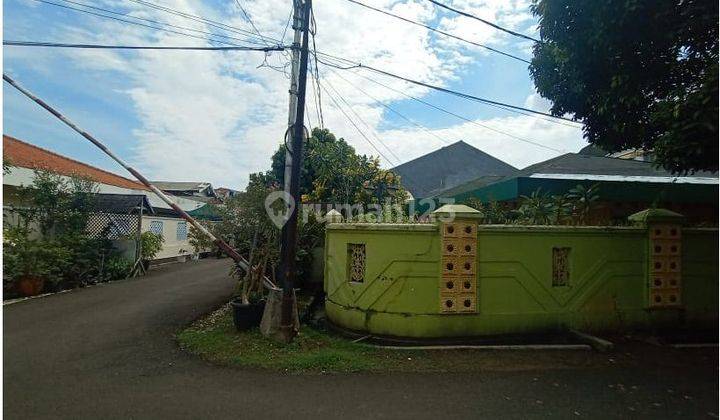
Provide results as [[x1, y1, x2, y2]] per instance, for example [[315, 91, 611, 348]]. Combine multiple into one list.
[[4, 166, 206, 212], [141, 216, 193, 260], [324, 221, 718, 338]]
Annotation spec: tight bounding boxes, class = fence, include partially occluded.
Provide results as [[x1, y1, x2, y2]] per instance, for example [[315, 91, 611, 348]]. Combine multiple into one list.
[[324, 207, 718, 338]]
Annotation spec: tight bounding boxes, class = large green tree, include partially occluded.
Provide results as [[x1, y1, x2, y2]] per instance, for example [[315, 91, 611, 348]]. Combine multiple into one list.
[[269, 127, 405, 205], [530, 0, 718, 173]]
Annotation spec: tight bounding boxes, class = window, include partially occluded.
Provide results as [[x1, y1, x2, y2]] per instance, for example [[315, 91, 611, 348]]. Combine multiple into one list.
[[176, 221, 188, 241], [149, 220, 163, 236], [347, 243, 366, 283], [552, 247, 570, 287]]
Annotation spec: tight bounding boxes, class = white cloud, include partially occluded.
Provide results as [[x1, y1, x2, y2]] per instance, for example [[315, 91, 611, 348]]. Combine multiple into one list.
[[6, 0, 584, 189]]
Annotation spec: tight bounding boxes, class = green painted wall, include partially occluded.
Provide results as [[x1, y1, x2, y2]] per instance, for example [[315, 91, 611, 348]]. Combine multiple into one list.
[[325, 223, 718, 338]]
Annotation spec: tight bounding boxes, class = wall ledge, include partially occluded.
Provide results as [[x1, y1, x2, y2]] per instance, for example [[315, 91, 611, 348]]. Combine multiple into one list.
[[326, 223, 438, 232]]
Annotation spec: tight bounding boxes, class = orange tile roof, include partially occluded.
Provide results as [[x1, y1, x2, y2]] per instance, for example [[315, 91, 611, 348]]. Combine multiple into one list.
[[3, 135, 148, 190]]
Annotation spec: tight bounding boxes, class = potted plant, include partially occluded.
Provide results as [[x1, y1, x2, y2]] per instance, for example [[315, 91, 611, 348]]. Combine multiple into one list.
[[230, 229, 271, 331], [3, 226, 68, 296]]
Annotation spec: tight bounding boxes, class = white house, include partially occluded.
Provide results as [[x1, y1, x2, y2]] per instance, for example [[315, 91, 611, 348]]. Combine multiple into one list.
[[3, 135, 215, 262]]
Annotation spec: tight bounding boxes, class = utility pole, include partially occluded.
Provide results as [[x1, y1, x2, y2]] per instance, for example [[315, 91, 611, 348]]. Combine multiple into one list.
[[278, 0, 312, 342]]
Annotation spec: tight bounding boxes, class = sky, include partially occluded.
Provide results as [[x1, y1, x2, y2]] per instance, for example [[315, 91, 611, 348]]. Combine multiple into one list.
[[3, 0, 589, 190]]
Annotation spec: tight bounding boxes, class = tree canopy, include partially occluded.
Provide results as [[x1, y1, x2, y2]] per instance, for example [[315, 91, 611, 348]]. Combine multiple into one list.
[[530, 0, 718, 173], [269, 127, 405, 205]]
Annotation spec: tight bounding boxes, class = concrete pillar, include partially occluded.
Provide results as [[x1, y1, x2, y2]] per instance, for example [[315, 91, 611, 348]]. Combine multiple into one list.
[[628, 209, 685, 309]]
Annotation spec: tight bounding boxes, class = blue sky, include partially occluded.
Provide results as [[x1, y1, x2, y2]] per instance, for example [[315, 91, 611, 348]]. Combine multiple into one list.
[[3, 0, 587, 189]]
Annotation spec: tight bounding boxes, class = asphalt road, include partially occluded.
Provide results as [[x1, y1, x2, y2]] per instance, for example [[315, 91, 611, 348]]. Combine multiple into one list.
[[4, 259, 718, 419]]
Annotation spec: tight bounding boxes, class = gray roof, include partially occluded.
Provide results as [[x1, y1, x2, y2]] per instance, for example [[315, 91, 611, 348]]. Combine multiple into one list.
[[152, 181, 216, 198], [519, 153, 717, 178], [392, 141, 518, 199], [91, 193, 154, 214], [152, 181, 211, 191], [577, 144, 609, 157], [436, 153, 718, 199]]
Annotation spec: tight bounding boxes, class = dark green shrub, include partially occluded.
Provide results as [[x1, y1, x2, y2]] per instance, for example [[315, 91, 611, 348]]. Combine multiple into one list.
[[103, 256, 133, 281]]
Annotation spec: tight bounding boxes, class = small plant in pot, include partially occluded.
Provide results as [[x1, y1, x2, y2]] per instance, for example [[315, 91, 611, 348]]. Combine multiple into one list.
[[230, 230, 273, 331], [3, 226, 68, 296]]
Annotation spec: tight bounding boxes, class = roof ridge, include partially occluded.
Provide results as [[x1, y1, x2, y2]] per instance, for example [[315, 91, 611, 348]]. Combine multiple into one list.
[[3, 134, 147, 190]]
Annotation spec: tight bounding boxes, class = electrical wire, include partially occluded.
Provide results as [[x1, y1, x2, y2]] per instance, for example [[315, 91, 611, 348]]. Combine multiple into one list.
[[341, 0, 530, 64], [318, 80, 398, 167], [234, 0, 275, 48], [323, 78, 402, 163], [31, 0, 266, 48], [309, 8, 325, 129], [314, 51, 582, 127], [37, 0, 569, 128], [426, 0, 540, 43], [3, 40, 285, 51], [125, 0, 278, 45], [328, 67, 451, 146], [339, 69, 567, 153], [307, 59, 323, 129]]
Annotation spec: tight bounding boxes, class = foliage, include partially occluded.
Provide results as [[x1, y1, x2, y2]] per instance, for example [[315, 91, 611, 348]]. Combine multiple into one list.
[[517, 189, 555, 225], [140, 231, 165, 261], [2, 171, 130, 293], [530, 0, 718, 173], [269, 127, 407, 207], [565, 184, 601, 225], [188, 221, 218, 254], [217, 173, 280, 303], [463, 183, 601, 226], [102, 255, 134, 282], [3, 225, 70, 287], [217, 127, 409, 298]]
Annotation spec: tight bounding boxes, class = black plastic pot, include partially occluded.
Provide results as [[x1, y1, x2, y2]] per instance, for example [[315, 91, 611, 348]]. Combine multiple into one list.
[[231, 298, 266, 331]]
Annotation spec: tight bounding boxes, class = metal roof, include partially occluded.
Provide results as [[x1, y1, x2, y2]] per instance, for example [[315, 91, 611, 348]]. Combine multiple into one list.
[[90, 193, 154, 214], [392, 141, 518, 199]]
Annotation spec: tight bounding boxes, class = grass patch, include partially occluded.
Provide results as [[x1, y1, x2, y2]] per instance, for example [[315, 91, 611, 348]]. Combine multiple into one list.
[[176, 305, 626, 374], [177, 305, 412, 373]]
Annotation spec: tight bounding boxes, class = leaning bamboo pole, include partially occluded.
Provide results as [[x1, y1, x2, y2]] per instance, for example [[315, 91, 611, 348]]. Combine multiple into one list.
[[3, 74, 279, 291]]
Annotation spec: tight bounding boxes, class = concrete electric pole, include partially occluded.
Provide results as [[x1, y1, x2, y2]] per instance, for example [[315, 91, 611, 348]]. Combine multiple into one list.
[[278, 0, 312, 343]]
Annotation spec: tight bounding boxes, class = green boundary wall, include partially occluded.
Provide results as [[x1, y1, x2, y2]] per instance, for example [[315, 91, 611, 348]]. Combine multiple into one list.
[[324, 221, 718, 338]]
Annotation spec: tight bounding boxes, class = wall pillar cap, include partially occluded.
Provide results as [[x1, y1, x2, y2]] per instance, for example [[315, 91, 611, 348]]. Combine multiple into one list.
[[326, 209, 343, 223], [627, 208, 685, 225], [431, 204, 483, 222]]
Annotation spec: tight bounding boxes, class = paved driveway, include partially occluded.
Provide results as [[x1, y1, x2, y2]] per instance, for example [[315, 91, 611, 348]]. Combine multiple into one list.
[[4, 258, 718, 419]]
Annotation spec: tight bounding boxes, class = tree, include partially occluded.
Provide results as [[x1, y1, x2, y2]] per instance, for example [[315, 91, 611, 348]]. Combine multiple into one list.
[[269, 127, 406, 206], [530, 0, 718, 174]]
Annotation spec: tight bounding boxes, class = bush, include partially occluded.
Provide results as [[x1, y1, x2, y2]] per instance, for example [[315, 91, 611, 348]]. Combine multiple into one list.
[[140, 231, 165, 261], [103, 256, 134, 282]]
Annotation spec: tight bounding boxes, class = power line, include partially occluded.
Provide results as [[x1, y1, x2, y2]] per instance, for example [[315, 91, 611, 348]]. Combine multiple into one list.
[[328, 67, 451, 146], [427, 0, 541, 43], [46, 0, 269, 47], [309, 9, 324, 129], [234, 0, 275, 47], [125, 0, 276, 45], [323, 77, 402, 163], [343, 69, 567, 153], [318, 80, 398, 167], [31, 0, 265, 48], [314, 52, 582, 126], [318, 78, 427, 196], [307, 59, 323, 129], [341, 0, 530, 64], [3, 40, 285, 51]]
